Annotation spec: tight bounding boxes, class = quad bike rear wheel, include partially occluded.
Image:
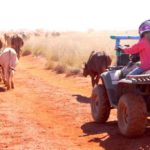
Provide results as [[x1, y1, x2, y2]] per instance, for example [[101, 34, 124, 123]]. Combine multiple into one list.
[[118, 93, 147, 137], [91, 85, 110, 123]]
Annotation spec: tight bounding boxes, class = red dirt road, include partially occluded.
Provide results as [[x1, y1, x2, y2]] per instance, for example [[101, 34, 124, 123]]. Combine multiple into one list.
[[0, 56, 149, 150]]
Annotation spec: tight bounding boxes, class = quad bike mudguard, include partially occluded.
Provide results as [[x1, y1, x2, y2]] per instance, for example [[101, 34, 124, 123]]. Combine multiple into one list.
[[101, 70, 121, 107]]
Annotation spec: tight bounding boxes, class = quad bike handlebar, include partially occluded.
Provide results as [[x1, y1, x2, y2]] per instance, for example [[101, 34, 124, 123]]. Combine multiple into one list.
[[110, 35, 140, 48], [110, 35, 140, 66]]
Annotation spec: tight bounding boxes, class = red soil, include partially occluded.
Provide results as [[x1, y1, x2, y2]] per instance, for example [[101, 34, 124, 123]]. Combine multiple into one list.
[[0, 55, 149, 150]]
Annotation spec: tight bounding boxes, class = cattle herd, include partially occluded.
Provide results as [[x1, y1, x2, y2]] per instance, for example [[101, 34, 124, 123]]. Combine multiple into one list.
[[0, 32, 111, 90], [0, 34, 24, 90]]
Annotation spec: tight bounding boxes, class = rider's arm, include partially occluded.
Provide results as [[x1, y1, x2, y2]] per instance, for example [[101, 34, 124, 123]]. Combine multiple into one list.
[[123, 39, 144, 54]]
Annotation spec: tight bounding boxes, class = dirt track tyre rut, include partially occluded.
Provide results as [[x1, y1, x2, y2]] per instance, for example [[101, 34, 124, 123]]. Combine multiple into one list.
[[117, 93, 147, 137], [91, 85, 110, 123]]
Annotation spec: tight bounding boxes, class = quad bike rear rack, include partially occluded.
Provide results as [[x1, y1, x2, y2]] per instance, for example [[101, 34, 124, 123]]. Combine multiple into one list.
[[119, 74, 150, 84], [128, 74, 150, 83]]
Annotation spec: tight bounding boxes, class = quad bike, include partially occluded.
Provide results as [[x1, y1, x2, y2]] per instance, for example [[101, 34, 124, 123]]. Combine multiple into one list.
[[91, 35, 150, 137]]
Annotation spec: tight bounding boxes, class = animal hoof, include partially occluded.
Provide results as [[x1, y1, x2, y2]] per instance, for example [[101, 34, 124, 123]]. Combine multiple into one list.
[[6, 85, 10, 90], [11, 83, 14, 89], [4, 81, 6, 85]]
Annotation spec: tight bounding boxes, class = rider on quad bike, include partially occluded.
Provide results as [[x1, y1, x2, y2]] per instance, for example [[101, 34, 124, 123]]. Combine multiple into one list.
[[90, 20, 150, 137], [119, 20, 150, 76]]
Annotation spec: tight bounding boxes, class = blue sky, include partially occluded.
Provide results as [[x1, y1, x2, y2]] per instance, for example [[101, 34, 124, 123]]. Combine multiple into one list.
[[0, 0, 150, 31]]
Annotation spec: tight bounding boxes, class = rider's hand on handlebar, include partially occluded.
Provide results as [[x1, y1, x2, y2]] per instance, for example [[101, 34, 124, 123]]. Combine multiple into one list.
[[116, 46, 123, 52], [124, 44, 130, 47]]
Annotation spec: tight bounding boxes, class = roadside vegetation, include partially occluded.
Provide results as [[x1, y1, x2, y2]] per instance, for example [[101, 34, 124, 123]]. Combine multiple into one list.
[[22, 30, 137, 75]]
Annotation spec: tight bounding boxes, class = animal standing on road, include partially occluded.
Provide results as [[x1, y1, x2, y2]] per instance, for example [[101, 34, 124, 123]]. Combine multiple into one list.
[[10, 35, 24, 59], [0, 48, 18, 90], [83, 51, 112, 87], [3, 33, 24, 59], [4, 33, 11, 47]]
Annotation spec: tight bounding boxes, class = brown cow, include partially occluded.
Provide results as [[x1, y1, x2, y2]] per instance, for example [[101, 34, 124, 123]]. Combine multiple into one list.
[[4, 33, 11, 47], [10, 35, 24, 59], [83, 51, 112, 87]]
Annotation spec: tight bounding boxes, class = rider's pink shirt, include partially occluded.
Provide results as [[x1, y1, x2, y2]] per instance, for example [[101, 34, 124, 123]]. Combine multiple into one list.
[[123, 38, 150, 70]]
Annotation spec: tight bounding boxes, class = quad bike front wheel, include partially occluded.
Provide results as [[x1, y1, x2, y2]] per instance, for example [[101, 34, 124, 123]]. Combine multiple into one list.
[[91, 85, 110, 123], [118, 93, 147, 137]]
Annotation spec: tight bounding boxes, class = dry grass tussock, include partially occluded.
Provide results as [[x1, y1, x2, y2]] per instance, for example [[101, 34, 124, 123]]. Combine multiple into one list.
[[22, 30, 138, 75]]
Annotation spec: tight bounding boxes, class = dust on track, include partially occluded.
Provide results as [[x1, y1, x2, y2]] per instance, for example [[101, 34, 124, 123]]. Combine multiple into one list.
[[0, 55, 149, 150]]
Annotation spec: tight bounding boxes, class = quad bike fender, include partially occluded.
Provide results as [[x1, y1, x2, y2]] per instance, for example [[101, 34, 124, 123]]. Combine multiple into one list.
[[101, 71, 119, 107]]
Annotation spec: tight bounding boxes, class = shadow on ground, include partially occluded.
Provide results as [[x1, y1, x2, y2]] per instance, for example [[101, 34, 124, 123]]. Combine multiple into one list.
[[81, 120, 150, 150], [72, 94, 90, 103], [0, 87, 6, 92]]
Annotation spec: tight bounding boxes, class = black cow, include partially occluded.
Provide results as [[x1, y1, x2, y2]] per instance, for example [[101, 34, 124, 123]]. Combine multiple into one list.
[[83, 51, 112, 87]]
